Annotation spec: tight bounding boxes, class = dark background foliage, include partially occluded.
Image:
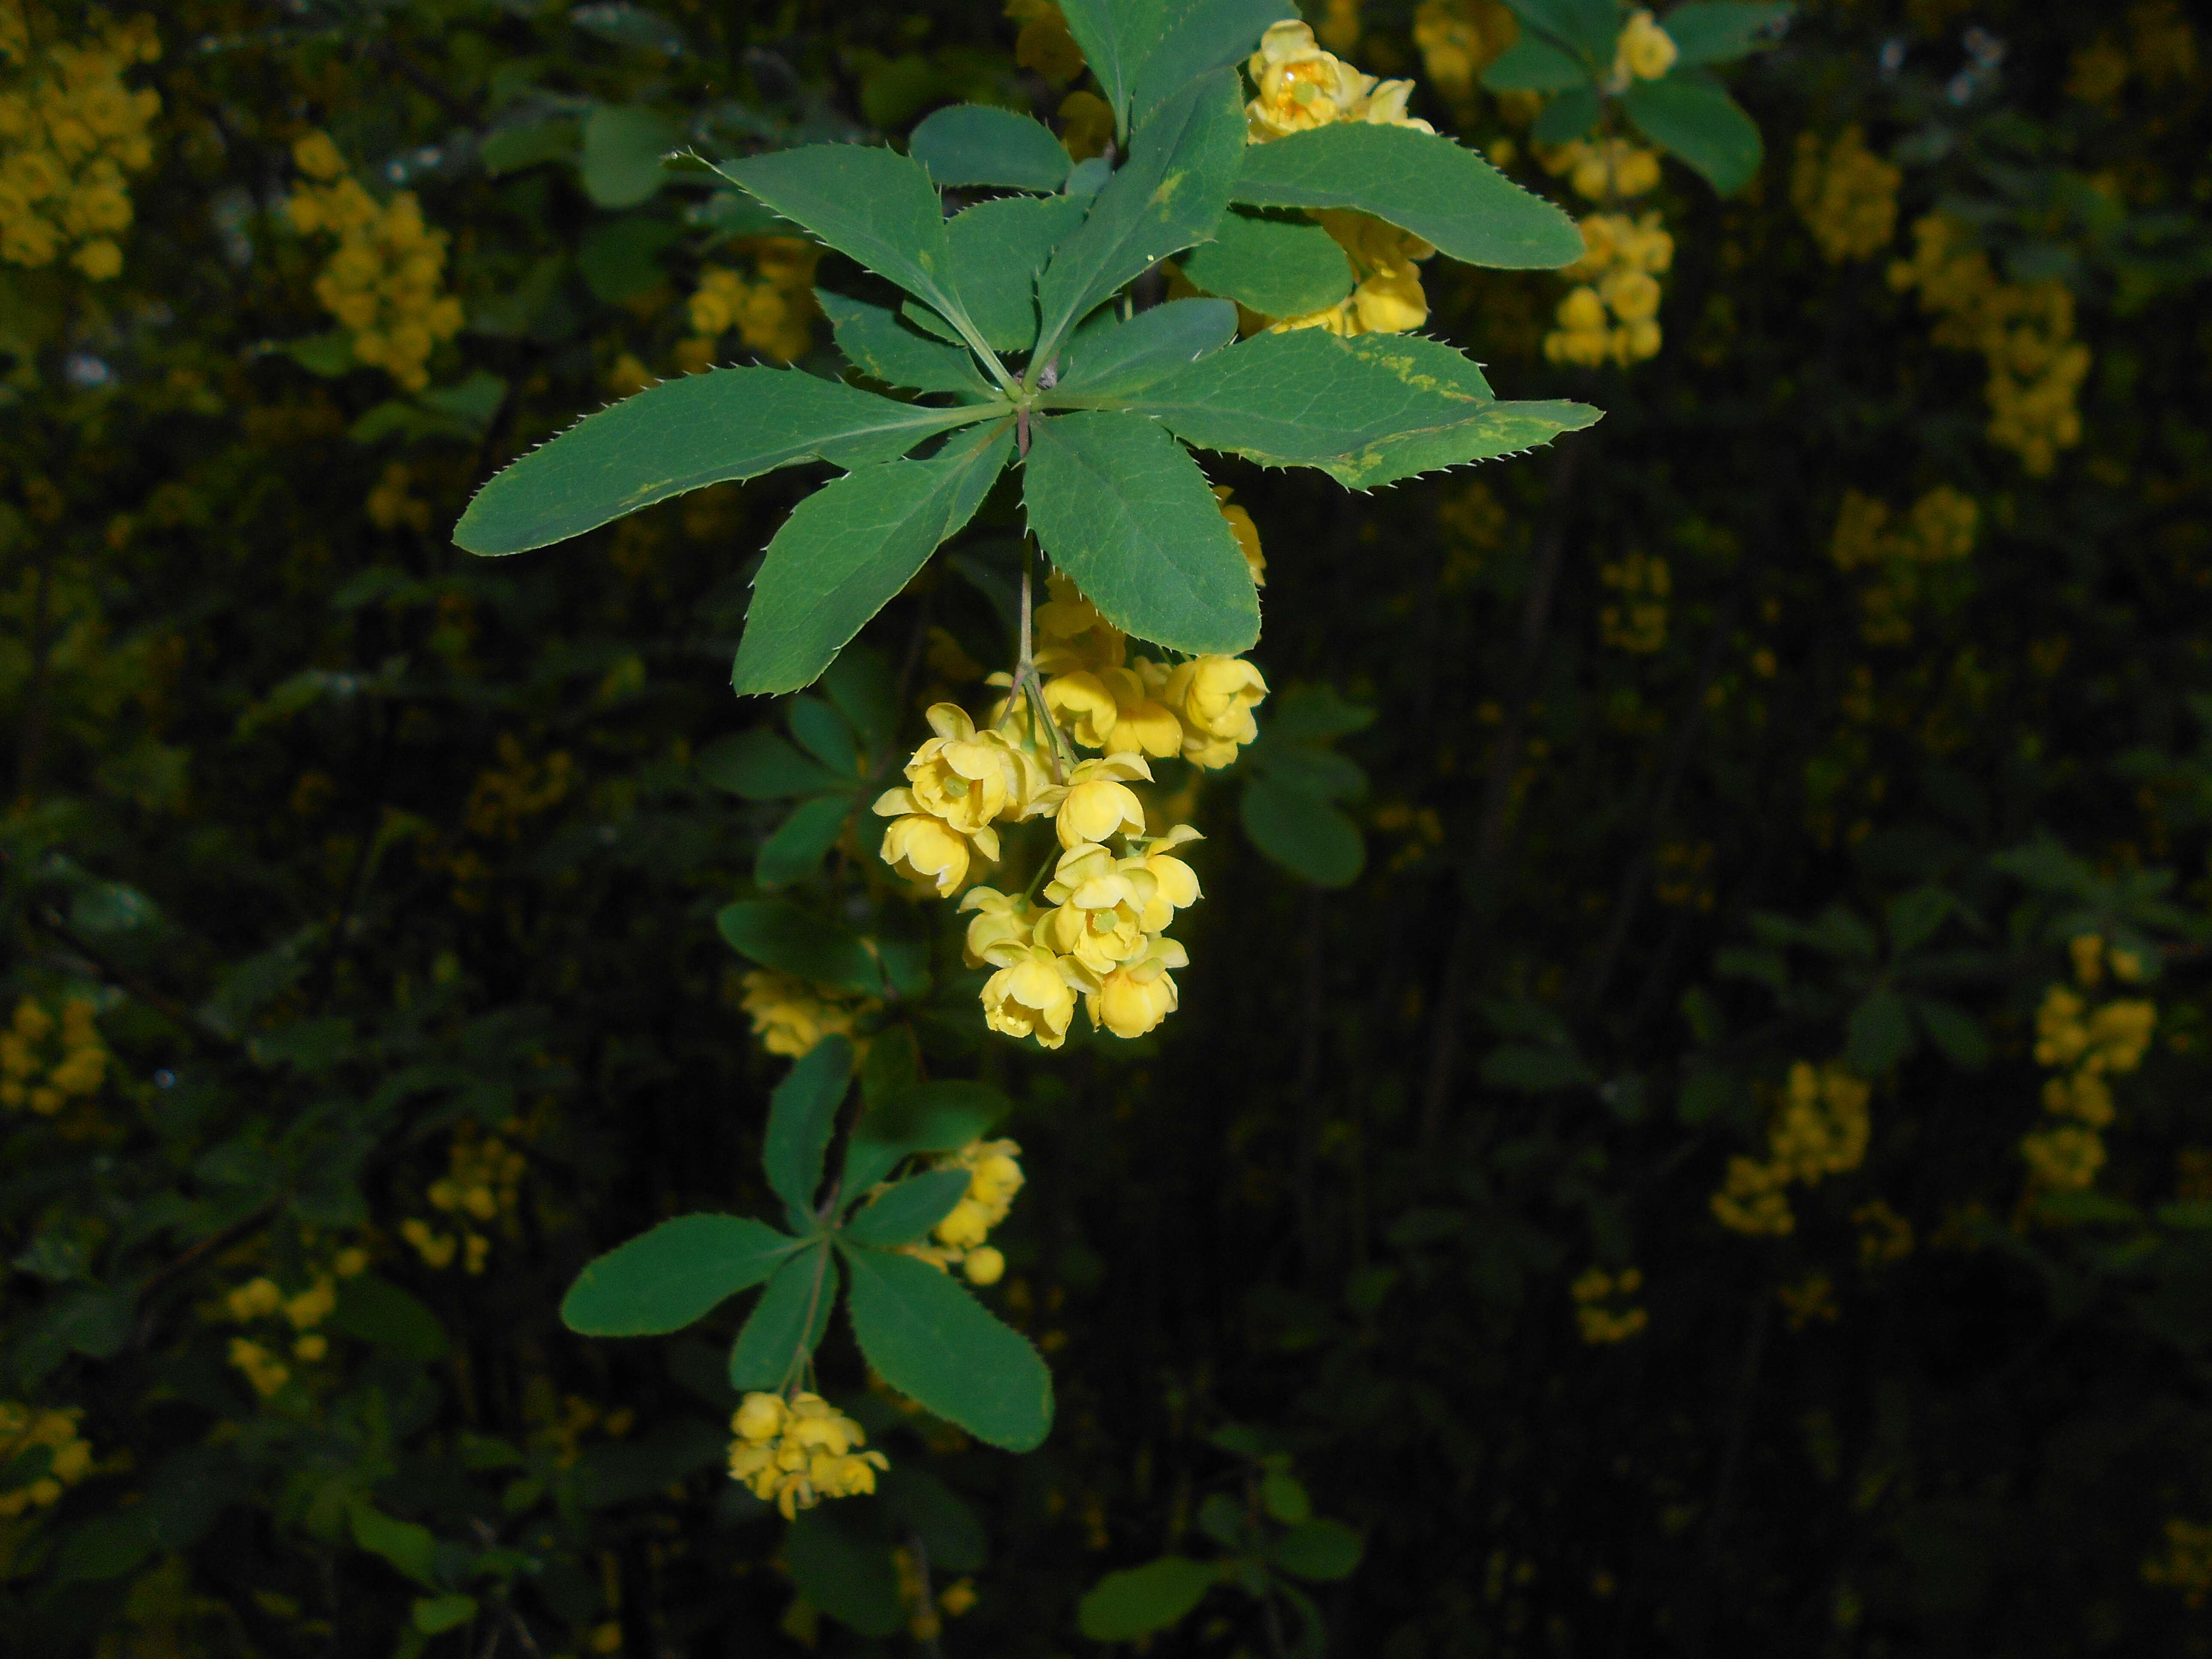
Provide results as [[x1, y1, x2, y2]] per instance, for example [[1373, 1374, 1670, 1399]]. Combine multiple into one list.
[[6, 0, 2212, 1654]]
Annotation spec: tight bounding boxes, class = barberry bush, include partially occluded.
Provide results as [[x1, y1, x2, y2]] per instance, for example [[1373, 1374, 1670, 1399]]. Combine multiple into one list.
[[5, 0, 2212, 1653]]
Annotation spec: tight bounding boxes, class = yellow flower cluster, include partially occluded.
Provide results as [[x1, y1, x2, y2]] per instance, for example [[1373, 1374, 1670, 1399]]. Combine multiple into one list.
[[1854, 1198, 1914, 1269], [2021, 936, 2153, 1195], [0, 996, 106, 1115], [900, 1139, 1023, 1285], [2067, 1, 2198, 108], [738, 969, 875, 1058], [222, 1251, 365, 1397], [1829, 485, 1979, 645], [1890, 214, 2092, 475], [1569, 1266, 1648, 1343], [1546, 211, 1672, 367], [1411, 0, 1517, 103], [727, 1391, 887, 1519], [1777, 1271, 1838, 1328], [1541, 137, 1661, 203], [1598, 549, 1669, 652], [676, 237, 821, 372], [1790, 127, 1899, 264], [874, 701, 1060, 897], [1235, 24, 1441, 336], [1711, 1061, 1872, 1236], [0, 5, 158, 279], [0, 1401, 92, 1516], [1607, 9, 1678, 88], [286, 131, 463, 392], [1006, 0, 1083, 87], [403, 1127, 526, 1273], [2145, 1516, 2212, 1608]]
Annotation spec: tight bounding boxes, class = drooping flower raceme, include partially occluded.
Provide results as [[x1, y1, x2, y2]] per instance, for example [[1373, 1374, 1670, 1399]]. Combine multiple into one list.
[[901, 1139, 1024, 1285], [727, 1392, 887, 1519]]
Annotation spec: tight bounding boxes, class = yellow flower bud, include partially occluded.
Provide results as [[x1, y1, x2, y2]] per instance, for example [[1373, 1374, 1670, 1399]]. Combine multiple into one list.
[[963, 1246, 1006, 1286]]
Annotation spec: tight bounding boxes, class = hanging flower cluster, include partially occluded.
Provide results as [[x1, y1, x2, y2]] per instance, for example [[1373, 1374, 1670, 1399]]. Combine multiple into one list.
[[1606, 9, 1678, 88], [0, 1401, 94, 1516], [1241, 21, 1440, 336], [737, 969, 876, 1058], [1790, 126, 1900, 264], [1829, 485, 1979, 645], [1569, 1266, 1648, 1343], [220, 1249, 365, 1397], [1540, 137, 1661, 204], [285, 130, 464, 391], [726, 1391, 887, 1519], [1890, 213, 2091, 475], [0, 4, 158, 279], [899, 1138, 1024, 1286], [676, 237, 822, 372], [401, 1127, 527, 1273], [1711, 1061, 1872, 1236], [2021, 935, 2154, 1195], [1546, 210, 1672, 367], [0, 996, 106, 1115], [1410, 0, 1517, 103], [1598, 548, 1669, 652]]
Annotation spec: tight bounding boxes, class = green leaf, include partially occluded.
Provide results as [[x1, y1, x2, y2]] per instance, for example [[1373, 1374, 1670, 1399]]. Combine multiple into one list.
[[819, 292, 990, 396], [2157, 1201, 2212, 1230], [908, 103, 1071, 192], [843, 1167, 973, 1247], [840, 1244, 1054, 1450], [716, 900, 883, 994], [1660, 2, 1793, 65], [455, 368, 983, 556], [577, 214, 681, 304], [1078, 1558, 1217, 1640], [1503, 0, 1619, 58], [349, 1501, 438, 1587], [843, 1079, 1011, 1194], [756, 795, 854, 890], [711, 145, 991, 353], [284, 329, 355, 377], [945, 194, 1093, 352], [562, 1215, 801, 1336], [1129, 0, 1297, 122], [481, 117, 580, 176], [786, 1505, 903, 1637], [580, 105, 682, 208], [1263, 1471, 1313, 1522], [820, 646, 901, 754], [413, 1596, 477, 1636], [1249, 742, 1365, 802], [1241, 777, 1364, 887], [1233, 122, 1585, 269], [1024, 411, 1258, 654], [2036, 1189, 2143, 1228], [327, 1274, 449, 1362], [1480, 1042, 1595, 1091], [1032, 69, 1248, 368], [1057, 0, 1167, 137], [1845, 987, 1915, 1076], [1531, 84, 1603, 145], [731, 423, 1014, 695], [1326, 398, 1603, 489], [879, 1467, 989, 1571], [1052, 298, 1239, 398], [1271, 1518, 1363, 1581], [1266, 684, 1376, 743], [697, 727, 847, 799], [1178, 207, 1355, 318], [764, 1036, 854, 1219], [728, 1244, 839, 1390], [784, 696, 857, 776], [1482, 34, 1595, 91], [1912, 996, 1990, 1070], [1620, 75, 1763, 194], [1886, 885, 1953, 956]]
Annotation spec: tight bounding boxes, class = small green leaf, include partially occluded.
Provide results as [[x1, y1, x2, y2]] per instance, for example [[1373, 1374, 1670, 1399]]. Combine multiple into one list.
[[764, 1036, 854, 1219], [455, 369, 983, 556], [1057, 0, 1168, 137], [1233, 122, 1585, 269], [840, 1244, 1054, 1450], [562, 1215, 801, 1336], [1660, 2, 1793, 66], [1482, 34, 1595, 91], [1326, 400, 1602, 489], [844, 1079, 1011, 1194], [1505, 0, 1619, 58], [787, 696, 860, 775], [945, 194, 1092, 352], [1270, 1517, 1363, 1581], [1912, 996, 1990, 1070], [481, 117, 580, 176], [728, 1244, 838, 1390], [413, 1595, 477, 1636], [843, 1167, 972, 1247], [909, 103, 1071, 191], [1262, 1471, 1313, 1523], [1032, 69, 1248, 368], [1178, 207, 1355, 318], [1052, 298, 1239, 399], [1025, 411, 1258, 655], [1241, 778, 1364, 887], [755, 795, 854, 890], [879, 1467, 989, 1571], [577, 214, 681, 304], [1078, 1558, 1216, 1640], [1129, 0, 1297, 122], [715, 900, 883, 994], [1531, 84, 1603, 145], [580, 105, 681, 208], [327, 1274, 449, 1362], [1620, 74, 1763, 194], [1266, 684, 1376, 743], [1886, 885, 1953, 956], [349, 1501, 438, 1587], [819, 292, 990, 396], [697, 727, 846, 800], [1249, 743, 1365, 802], [1845, 988, 1915, 1076], [820, 646, 901, 754], [731, 424, 1014, 695], [786, 1505, 903, 1636]]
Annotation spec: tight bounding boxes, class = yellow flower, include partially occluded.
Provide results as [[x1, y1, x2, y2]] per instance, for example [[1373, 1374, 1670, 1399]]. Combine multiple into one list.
[[1245, 20, 1377, 140], [1009, 0, 1085, 86], [738, 969, 867, 1057], [1055, 755, 1151, 848], [1088, 938, 1188, 1038], [1791, 127, 1900, 264], [226, 1277, 283, 1322], [1165, 655, 1268, 767], [1057, 90, 1115, 161], [228, 1338, 291, 1397], [727, 1391, 887, 1519], [878, 812, 979, 894], [1558, 285, 1607, 332], [1613, 10, 1677, 82], [958, 887, 1039, 969], [1214, 486, 1266, 586], [981, 947, 1081, 1049], [963, 1246, 1006, 1285], [292, 129, 345, 181]]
